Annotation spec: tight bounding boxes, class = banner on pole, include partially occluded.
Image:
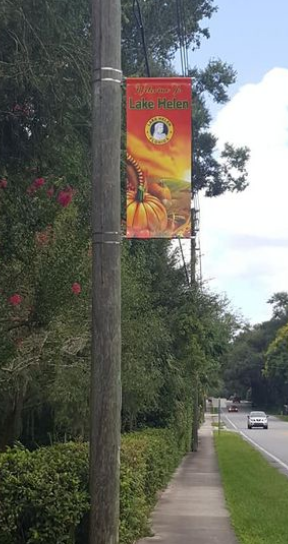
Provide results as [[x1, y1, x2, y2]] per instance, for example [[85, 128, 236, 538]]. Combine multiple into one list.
[[126, 77, 192, 239]]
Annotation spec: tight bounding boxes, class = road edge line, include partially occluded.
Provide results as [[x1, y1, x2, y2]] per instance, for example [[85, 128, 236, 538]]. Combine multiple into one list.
[[223, 414, 288, 472], [239, 431, 288, 472]]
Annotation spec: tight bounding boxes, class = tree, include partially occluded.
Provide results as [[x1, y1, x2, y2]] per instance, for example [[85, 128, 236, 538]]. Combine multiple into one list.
[[222, 293, 288, 408], [0, 175, 91, 447], [122, 0, 217, 76], [267, 292, 288, 321], [0, 0, 251, 448], [264, 323, 288, 407], [0, 0, 91, 172], [223, 326, 267, 403], [191, 60, 250, 196], [0, 0, 92, 447]]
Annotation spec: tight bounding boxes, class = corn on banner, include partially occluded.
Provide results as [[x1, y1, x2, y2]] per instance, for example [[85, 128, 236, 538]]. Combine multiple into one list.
[[126, 77, 192, 239]]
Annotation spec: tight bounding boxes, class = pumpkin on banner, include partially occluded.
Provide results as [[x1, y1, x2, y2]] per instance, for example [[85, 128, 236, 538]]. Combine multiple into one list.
[[126, 154, 167, 236]]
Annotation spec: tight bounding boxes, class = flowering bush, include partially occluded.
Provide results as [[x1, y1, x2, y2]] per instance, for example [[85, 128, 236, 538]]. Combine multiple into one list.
[[8, 294, 22, 306], [0, 178, 7, 188], [47, 186, 55, 197], [0, 167, 90, 448], [72, 282, 81, 295], [27, 177, 46, 194], [57, 186, 75, 207]]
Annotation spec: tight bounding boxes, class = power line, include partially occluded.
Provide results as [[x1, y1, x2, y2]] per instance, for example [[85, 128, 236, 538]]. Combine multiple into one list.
[[175, 0, 203, 288], [175, 0, 192, 286], [178, 238, 190, 287], [180, 0, 190, 76], [132, 0, 190, 286], [178, 0, 189, 76], [175, 0, 185, 76], [133, 0, 150, 77], [175, 0, 200, 453]]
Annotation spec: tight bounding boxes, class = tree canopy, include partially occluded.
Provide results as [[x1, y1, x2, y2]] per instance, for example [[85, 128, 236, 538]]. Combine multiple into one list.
[[0, 0, 250, 449], [221, 293, 288, 409]]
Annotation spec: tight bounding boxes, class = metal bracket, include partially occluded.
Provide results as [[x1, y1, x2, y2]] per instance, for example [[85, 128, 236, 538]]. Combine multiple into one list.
[[93, 67, 122, 84], [92, 231, 121, 245]]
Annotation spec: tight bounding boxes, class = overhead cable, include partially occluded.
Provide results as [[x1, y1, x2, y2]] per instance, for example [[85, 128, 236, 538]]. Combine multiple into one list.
[[133, 0, 151, 77]]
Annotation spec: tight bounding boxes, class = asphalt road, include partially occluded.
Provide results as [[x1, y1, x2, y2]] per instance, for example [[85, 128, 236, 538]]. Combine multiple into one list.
[[221, 402, 288, 476]]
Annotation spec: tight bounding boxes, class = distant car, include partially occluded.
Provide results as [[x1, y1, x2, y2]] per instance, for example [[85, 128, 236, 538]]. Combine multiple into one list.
[[247, 411, 268, 429], [228, 405, 238, 413]]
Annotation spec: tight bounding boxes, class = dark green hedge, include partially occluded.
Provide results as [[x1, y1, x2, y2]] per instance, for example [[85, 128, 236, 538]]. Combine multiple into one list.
[[0, 427, 188, 544]]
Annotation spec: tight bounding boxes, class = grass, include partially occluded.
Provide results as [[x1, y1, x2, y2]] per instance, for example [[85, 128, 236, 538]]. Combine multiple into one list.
[[215, 432, 288, 544], [276, 414, 288, 422], [211, 421, 225, 428], [265, 408, 288, 421]]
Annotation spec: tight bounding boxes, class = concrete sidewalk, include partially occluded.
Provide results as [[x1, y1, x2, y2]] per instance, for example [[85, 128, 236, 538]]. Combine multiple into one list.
[[138, 414, 238, 544]]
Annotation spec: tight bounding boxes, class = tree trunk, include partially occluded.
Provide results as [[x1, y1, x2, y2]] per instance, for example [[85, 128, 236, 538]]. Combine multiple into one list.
[[0, 389, 25, 450]]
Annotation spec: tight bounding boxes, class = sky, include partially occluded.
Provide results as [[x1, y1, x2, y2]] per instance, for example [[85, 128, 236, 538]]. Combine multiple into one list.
[[182, 0, 288, 324]]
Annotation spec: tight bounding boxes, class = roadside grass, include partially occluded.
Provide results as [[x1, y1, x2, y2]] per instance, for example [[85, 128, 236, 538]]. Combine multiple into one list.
[[265, 408, 288, 422], [211, 421, 225, 428], [215, 431, 288, 544], [276, 415, 288, 422]]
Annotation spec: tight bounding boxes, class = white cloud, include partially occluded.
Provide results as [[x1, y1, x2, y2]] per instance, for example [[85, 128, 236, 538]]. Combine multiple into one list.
[[200, 68, 288, 323]]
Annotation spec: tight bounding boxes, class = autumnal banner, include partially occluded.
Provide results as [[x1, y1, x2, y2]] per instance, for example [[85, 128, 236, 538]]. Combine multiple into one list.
[[126, 77, 192, 239]]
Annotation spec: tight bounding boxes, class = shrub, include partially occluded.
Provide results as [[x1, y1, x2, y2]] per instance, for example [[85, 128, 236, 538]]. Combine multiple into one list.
[[120, 427, 185, 543], [0, 427, 188, 544], [0, 443, 89, 544]]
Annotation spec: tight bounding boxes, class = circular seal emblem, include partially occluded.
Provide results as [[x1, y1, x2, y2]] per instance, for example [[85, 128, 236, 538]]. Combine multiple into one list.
[[145, 116, 174, 145]]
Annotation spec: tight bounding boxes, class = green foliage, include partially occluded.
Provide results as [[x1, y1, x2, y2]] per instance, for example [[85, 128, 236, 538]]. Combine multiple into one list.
[[120, 427, 185, 543], [266, 323, 288, 377], [223, 326, 266, 399], [122, 0, 216, 76], [191, 62, 250, 195], [0, 170, 90, 448], [121, 240, 236, 432], [264, 323, 288, 405], [0, 0, 249, 449], [223, 292, 288, 408], [0, 427, 188, 544], [0, 0, 92, 447], [267, 292, 288, 321], [0, 0, 91, 169], [0, 443, 89, 544]]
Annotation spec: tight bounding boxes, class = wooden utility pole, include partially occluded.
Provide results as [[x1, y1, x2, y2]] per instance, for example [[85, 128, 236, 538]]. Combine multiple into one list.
[[191, 208, 198, 452], [90, 0, 122, 542]]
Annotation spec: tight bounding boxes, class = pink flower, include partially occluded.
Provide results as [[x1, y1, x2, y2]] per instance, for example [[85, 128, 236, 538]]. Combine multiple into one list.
[[71, 282, 81, 295], [0, 178, 7, 188], [9, 294, 22, 306], [27, 177, 45, 195], [57, 187, 74, 208], [47, 187, 54, 198], [33, 177, 45, 188]]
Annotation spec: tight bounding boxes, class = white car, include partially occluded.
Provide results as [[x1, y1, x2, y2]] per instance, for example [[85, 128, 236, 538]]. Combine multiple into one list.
[[247, 411, 268, 429]]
